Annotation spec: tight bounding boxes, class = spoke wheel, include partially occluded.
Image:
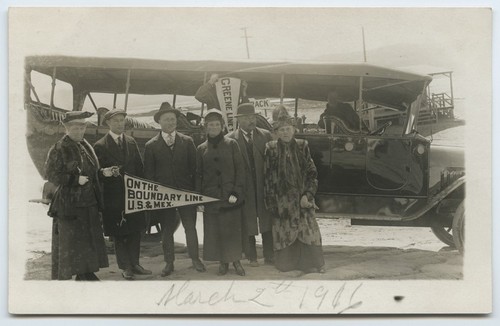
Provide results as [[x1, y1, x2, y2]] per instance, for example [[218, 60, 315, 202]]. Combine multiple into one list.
[[431, 224, 455, 247]]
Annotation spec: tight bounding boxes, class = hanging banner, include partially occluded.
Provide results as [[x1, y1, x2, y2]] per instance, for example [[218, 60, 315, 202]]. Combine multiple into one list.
[[252, 98, 275, 117], [215, 77, 241, 131], [252, 98, 274, 110], [124, 173, 219, 214]]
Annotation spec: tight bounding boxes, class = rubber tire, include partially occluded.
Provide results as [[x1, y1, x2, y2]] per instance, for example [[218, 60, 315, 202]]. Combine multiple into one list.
[[452, 201, 465, 255], [431, 225, 455, 247]]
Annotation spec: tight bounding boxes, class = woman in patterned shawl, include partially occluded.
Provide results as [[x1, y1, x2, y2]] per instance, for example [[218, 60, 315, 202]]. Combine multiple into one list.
[[263, 105, 325, 273]]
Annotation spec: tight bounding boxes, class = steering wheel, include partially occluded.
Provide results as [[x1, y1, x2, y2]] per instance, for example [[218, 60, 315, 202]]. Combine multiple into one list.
[[369, 121, 392, 136]]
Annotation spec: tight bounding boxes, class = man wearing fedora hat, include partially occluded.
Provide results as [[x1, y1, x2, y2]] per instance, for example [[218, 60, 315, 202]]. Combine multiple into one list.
[[144, 102, 206, 276], [94, 108, 152, 280], [228, 103, 274, 267]]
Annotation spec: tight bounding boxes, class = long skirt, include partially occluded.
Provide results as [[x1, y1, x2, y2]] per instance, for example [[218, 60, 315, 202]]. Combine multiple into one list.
[[51, 206, 109, 280], [274, 240, 324, 272], [203, 209, 242, 263]]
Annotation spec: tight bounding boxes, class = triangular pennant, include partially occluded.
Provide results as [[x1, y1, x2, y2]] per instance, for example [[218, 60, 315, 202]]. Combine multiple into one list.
[[124, 173, 220, 214], [214, 77, 241, 131]]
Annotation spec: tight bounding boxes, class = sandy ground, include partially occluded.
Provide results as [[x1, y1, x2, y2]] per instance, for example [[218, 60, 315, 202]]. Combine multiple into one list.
[[24, 202, 462, 281], [21, 127, 464, 281]]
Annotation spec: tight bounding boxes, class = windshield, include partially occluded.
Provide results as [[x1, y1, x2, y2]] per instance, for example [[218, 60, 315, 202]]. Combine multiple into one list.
[[403, 95, 422, 135]]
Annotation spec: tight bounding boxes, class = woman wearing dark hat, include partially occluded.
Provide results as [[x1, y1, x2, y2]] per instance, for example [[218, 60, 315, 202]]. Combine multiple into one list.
[[264, 105, 325, 274], [44, 111, 109, 280], [195, 109, 246, 276]]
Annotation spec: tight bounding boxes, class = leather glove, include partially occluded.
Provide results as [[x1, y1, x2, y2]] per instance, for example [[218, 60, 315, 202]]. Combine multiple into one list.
[[300, 195, 313, 208], [111, 166, 121, 177], [228, 195, 237, 204], [78, 176, 89, 185], [102, 167, 114, 177]]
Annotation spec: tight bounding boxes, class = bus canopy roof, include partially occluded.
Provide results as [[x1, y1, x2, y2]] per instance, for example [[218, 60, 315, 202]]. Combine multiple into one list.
[[26, 55, 432, 111]]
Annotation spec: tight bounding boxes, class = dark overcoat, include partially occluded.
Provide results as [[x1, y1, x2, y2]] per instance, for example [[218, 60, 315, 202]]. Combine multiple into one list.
[[94, 133, 145, 236], [46, 136, 103, 217], [144, 132, 197, 190], [44, 135, 108, 279], [196, 136, 245, 262], [227, 127, 273, 235]]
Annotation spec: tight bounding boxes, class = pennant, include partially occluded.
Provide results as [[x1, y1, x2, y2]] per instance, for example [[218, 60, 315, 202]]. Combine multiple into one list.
[[124, 173, 219, 214], [215, 77, 241, 131]]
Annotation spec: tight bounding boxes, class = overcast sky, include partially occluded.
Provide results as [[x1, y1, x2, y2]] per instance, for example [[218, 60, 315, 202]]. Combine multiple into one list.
[[9, 7, 491, 117], [10, 8, 488, 65]]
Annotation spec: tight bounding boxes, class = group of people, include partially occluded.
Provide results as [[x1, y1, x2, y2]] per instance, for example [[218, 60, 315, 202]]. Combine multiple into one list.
[[45, 80, 326, 281]]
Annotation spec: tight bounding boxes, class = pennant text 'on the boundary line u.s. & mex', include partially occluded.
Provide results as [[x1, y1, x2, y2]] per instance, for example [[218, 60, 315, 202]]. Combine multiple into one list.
[[124, 173, 219, 214]]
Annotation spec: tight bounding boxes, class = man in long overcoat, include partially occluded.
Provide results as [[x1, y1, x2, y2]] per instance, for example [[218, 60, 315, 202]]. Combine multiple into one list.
[[94, 109, 152, 280], [144, 102, 206, 276], [228, 103, 274, 266]]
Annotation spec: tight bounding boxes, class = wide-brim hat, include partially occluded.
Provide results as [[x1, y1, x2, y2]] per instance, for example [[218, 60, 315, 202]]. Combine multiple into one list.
[[103, 108, 127, 124], [63, 111, 94, 124], [271, 105, 295, 130], [154, 102, 180, 123], [204, 109, 225, 123], [234, 102, 257, 117], [272, 118, 296, 130], [96, 107, 109, 115]]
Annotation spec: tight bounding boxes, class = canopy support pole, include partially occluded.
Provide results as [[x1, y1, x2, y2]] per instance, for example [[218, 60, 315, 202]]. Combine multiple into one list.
[[200, 72, 207, 117], [24, 71, 41, 104], [294, 98, 298, 117], [173, 94, 177, 108], [50, 67, 57, 109], [73, 89, 87, 112], [448, 71, 454, 119], [124, 69, 131, 111], [279, 74, 285, 104], [88, 93, 98, 111], [113, 93, 117, 109], [358, 76, 364, 133]]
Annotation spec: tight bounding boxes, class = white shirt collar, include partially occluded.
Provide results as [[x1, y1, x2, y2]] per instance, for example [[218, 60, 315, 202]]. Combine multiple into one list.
[[109, 130, 123, 142], [161, 130, 176, 145], [240, 128, 253, 140], [161, 130, 176, 138]]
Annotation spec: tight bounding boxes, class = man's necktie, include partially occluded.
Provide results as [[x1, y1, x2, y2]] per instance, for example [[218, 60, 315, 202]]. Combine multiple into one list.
[[166, 134, 175, 147], [117, 136, 123, 149], [245, 131, 253, 146]]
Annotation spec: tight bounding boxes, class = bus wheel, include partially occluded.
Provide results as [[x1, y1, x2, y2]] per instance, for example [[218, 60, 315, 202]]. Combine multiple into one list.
[[430, 224, 455, 247]]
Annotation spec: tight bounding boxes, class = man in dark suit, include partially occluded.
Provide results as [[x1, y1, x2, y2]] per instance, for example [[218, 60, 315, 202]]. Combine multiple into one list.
[[228, 103, 274, 267], [144, 102, 206, 276], [94, 109, 152, 280]]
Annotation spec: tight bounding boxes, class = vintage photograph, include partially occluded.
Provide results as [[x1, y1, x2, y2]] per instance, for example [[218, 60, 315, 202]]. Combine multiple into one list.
[[8, 7, 492, 314]]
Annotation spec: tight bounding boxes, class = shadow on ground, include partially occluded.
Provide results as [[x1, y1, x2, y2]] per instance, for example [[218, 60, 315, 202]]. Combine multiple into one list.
[[25, 237, 462, 281]]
